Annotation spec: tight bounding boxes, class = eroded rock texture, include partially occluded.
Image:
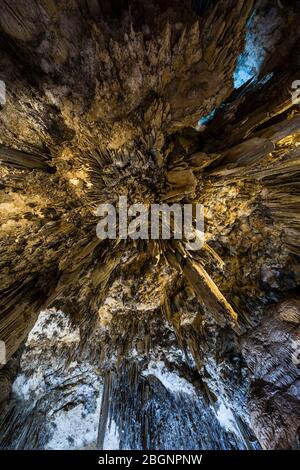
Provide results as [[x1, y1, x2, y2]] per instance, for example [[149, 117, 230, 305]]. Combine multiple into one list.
[[0, 0, 300, 450], [242, 299, 300, 449]]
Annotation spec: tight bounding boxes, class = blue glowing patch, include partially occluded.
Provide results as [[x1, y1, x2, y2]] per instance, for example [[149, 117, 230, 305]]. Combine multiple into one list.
[[233, 14, 265, 89], [198, 108, 216, 126]]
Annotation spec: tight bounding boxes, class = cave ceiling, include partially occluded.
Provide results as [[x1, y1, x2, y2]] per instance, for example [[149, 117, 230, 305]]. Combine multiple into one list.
[[0, 0, 299, 451]]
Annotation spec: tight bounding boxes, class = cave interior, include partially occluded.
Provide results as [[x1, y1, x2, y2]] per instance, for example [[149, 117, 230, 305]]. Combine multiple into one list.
[[0, 0, 300, 451]]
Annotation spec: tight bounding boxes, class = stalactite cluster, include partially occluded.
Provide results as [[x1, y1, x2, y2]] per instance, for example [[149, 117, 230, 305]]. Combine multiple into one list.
[[0, 0, 299, 451]]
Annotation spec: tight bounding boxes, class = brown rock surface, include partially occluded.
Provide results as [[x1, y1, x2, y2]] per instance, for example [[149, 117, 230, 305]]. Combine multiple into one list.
[[242, 299, 300, 449]]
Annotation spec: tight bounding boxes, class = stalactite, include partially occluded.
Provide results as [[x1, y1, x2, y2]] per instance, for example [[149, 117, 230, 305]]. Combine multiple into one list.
[[0, 0, 299, 451]]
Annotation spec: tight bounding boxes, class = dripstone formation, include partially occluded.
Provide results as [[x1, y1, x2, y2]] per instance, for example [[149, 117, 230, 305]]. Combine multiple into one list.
[[0, 0, 299, 450]]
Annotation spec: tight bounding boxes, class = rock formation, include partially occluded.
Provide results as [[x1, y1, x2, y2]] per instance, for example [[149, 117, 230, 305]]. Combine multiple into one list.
[[0, 0, 299, 450]]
